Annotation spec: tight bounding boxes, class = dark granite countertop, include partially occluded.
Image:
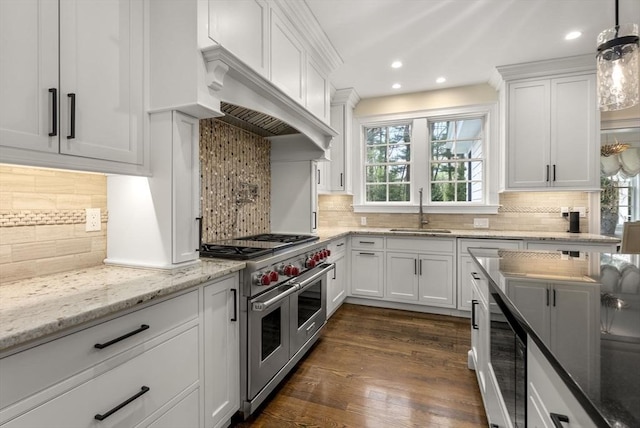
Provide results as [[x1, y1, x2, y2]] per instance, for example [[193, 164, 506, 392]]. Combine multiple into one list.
[[469, 248, 640, 428]]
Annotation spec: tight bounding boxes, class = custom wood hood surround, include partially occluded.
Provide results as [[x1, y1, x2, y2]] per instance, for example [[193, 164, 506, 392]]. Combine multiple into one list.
[[202, 45, 338, 153]]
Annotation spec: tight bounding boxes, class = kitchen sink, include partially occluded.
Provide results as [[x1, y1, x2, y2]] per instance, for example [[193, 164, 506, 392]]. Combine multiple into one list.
[[389, 228, 452, 233]]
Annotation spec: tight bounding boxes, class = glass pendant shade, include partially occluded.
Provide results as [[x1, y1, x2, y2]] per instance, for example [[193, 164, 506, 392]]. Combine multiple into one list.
[[596, 23, 639, 111]]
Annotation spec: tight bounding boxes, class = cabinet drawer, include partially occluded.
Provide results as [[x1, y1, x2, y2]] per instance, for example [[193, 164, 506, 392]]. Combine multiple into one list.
[[327, 238, 347, 256], [351, 236, 384, 250], [459, 239, 521, 254], [146, 388, 199, 428], [0, 291, 198, 410], [387, 237, 454, 253], [3, 327, 199, 428]]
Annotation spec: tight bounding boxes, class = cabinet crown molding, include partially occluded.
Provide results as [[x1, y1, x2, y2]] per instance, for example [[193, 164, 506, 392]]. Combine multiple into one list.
[[497, 54, 595, 81], [332, 88, 361, 108]]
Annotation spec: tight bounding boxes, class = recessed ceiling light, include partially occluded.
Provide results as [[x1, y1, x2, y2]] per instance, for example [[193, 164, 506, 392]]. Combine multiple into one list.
[[565, 31, 582, 40], [436, 77, 446, 84], [391, 61, 403, 69], [392, 83, 401, 89]]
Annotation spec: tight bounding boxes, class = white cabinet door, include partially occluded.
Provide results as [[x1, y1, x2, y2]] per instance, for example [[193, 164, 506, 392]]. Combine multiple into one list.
[[58, 0, 144, 164], [203, 276, 240, 428], [418, 254, 455, 307], [329, 104, 346, 192], [271, 161, 317, 234], [207, 0, 268, 77], [350, 250, 384, 298], [306, 58, 328, 122], [458, 256, 477, 311], [172, 112, 201, 264], [550, 75, 597, 188], [270, 9, 303, 104], [385, 252, 419, 302], [327, 255, 346, 317], [507, 79, 551, 189], [0, 0, 58, 153], [146, 389, 200, 428]]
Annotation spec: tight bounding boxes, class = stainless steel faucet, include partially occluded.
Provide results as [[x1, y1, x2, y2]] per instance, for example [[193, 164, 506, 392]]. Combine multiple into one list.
[[419, 187, 429, 228]]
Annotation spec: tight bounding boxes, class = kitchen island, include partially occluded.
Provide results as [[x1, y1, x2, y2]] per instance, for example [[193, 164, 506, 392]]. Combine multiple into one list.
[[469, 248, 639, 428]]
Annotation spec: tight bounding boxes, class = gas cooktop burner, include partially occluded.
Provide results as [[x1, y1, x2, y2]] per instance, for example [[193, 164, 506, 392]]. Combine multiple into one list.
[[199, 233, 319, 260]]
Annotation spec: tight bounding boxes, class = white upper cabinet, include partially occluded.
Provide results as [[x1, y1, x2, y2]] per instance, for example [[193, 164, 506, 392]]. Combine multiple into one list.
[[306, 58, 329, 121], [207, 0, 269, 77], [270, 8, 304, 104], [324, 88, 359, 193], [0, 0, 147, 174], [499, 55, 599, 191]]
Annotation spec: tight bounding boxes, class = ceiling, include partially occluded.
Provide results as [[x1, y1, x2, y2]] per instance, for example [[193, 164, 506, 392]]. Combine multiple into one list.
[[305, 0, 640, 99]]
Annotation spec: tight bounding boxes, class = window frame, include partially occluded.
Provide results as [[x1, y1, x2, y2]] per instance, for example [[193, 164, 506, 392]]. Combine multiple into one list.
[[353, 103, 500, 214]]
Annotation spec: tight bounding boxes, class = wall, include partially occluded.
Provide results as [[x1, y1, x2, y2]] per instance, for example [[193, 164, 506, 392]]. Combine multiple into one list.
[[319, 192, 591, 233], [200, 119, 271, 241], [354, 83, 498, 117], [0, 165, 107, 283]]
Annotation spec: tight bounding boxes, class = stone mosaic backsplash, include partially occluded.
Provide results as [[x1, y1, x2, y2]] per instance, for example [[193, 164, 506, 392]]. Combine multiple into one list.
[[0, 165, 107, 283], [200, 119, 271, 241]]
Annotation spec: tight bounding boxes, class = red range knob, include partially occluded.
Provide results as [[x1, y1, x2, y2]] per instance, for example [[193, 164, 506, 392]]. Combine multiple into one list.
[[325, 249, 331, 257], [283, 265, 293, 275], [260, 274, 271, 286], [306, 258, 316, 268], [291, 266, 300, 276], [269, 271, 279, 282], [314, 253, 321, 262]]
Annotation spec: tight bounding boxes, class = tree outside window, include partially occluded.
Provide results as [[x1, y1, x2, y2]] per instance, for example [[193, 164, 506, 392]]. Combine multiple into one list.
[[364, 124, 411, 202]]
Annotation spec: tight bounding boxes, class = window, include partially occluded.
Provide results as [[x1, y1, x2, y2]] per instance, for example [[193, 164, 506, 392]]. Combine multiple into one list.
[[429, 118, 484, 203], [364, 124, 411, 202], [355, 104, 498, 214]]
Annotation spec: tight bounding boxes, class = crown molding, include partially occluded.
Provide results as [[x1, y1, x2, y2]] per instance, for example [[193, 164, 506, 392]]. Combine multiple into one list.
[[496, 54, 596, 81], [332, 88, 361, 108]]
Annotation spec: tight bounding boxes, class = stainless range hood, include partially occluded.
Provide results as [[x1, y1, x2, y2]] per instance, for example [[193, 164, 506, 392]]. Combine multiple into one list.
[[202, 45, 337, 156]]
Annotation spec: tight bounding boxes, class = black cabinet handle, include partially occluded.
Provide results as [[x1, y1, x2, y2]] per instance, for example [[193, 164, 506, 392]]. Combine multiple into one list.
[[546, 288, 550, 306], [195, 216, 203, 252], [550, 412, 569, 427], [317, 169, 320, 184], [230, 288, 238, 322], [332, 264, 337, 280], [48, 88, 57, 136], [340, 172, 343, 187], [471, 300, 479, 329], [336, 242, 345, 247], [419, 259, 423, 276], [470, 272, 481, 280], [94, 386, 150, 421], [359, 252, 375, 256], [312, 211, 317, 230], [553, 164, 556, 182], [553, 288, 557, 307], [359, 241, 375, 244], [67, 93, 76, 139], [546, 164, 550, 182], [414, 259, 417, 275], [94, 324, 149, 349]]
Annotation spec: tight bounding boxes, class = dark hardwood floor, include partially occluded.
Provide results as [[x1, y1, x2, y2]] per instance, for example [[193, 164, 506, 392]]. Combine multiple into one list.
[[233, 303, 488, 427]]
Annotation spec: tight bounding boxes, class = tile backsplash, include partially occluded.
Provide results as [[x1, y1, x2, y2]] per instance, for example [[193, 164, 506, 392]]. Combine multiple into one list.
[[0, 165, 107, 283], [318, 192, 591, 232], [200, 119, 271, 241]]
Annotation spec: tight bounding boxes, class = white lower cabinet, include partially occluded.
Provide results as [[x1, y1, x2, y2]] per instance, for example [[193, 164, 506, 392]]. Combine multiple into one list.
[[203, 276, 240, 428], [527, 337, 597, 428], [350, 250, 384, 298], [0, 274, 241, 428], [327, 253, 347, 316]]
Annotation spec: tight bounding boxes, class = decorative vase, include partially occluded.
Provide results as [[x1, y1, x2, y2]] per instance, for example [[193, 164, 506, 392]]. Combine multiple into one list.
[[600, 210, 619, 236]]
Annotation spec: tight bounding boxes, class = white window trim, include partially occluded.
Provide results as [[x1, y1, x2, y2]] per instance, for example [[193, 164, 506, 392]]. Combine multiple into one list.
[[352, 103, 500, 214]]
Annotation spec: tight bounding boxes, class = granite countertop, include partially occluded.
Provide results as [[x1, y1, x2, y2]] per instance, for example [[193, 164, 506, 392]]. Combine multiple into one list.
[[469, 248, 640, 428], [317, 227, 621, 244], [0, 259, 245, 353]]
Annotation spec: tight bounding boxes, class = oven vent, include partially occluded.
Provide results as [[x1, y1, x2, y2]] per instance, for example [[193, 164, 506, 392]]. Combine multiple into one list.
[[219, 102, 299, 137]]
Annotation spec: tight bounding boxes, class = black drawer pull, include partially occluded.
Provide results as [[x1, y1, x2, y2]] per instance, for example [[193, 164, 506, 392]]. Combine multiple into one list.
[[48, 88, 57, 136], [230, 288, 238, 322], [550, 412, 569, 427], [94, 386, 150, 421], [358, 241, 375, 244], [359, 252, 375, 256], [336, 242, 345, 247], [471, 300, 479, 329], [94, 324, 149, 349], [67, 93, 75, 139]]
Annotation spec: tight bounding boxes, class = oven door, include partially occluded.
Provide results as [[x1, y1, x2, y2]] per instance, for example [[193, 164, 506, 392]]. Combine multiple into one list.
[[248, 283, 296, 399], [289, 263, 333, 357]]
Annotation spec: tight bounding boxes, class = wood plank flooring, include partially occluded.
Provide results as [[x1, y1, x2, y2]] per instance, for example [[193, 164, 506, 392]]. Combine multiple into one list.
[[232, 303, 488, 427]]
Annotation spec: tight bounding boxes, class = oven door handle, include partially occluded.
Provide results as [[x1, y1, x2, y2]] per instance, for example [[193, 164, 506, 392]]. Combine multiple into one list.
[[295, 263, 335, 292], [251, 285, 298, 311]]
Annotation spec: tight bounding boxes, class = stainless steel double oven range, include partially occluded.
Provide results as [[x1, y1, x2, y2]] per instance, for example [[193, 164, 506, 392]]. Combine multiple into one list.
[[200, 233, 334, 418]]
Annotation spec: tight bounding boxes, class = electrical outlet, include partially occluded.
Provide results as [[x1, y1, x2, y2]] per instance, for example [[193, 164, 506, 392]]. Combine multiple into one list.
[[575, 207, 586, 218], [473, 218, 489, 228], [561, 207, 569, 217], [360, 216, 367, 226], [86, 208, 101, 232]]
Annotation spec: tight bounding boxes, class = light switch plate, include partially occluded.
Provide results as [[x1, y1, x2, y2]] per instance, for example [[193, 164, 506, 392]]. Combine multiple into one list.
[[86, 208, 101, 232], [360, 216, 367, 226], [473, 218, 489, 228], [575, 207, 586, 218]]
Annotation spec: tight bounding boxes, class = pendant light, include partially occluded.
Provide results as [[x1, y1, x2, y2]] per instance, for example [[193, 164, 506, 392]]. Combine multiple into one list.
[[596, 0, 639, 111]]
